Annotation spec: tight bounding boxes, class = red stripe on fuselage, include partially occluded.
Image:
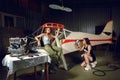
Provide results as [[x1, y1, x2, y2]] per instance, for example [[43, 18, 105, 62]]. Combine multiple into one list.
[[62, 38, 113, 44]]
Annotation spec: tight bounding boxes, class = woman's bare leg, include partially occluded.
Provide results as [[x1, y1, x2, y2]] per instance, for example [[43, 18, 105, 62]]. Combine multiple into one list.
[[81, 61, 86, 67], [83, 54, 90, 65], [83, 54, 91, 70]]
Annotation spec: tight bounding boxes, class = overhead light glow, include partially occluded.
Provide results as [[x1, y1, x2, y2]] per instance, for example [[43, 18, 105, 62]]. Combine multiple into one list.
[[49, 4, 72, 12]]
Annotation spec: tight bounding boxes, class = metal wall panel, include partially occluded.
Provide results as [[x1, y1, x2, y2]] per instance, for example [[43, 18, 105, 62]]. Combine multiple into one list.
[[55, 7, 111, 34], [112, 7, 120, 36]]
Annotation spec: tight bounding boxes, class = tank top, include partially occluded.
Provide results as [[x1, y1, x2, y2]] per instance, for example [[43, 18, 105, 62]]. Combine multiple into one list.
[[42, 35, 50, 45], [83, 45, 93, 55], [84, 45, 96, 62]]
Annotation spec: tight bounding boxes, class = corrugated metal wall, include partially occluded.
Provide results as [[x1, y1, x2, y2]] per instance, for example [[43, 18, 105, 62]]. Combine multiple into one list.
[[112, 7, 120, 36], [54, 7, 112, 34]]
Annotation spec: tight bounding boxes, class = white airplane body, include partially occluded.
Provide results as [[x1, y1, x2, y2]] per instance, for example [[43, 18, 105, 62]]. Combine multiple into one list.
[[34, 20, 113, 70], [61, 32, 112, 54], [57, 20, 112, 54]]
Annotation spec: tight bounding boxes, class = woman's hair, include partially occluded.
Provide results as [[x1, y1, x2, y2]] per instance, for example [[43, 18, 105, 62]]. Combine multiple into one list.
[[43, 27, 52, 33], [83, 38, 91, 45]]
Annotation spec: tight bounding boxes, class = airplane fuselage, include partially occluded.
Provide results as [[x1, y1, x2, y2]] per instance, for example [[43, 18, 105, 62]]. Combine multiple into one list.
[[61, 32, 112, 54]]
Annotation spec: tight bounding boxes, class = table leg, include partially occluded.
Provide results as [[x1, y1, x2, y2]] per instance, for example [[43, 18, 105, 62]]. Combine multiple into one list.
[[6, 68, 16, 80], [45, 62, 49, 80], [6, 68, 9, 80], [14, 72, 16, 80], [34, 66, 37, 79]]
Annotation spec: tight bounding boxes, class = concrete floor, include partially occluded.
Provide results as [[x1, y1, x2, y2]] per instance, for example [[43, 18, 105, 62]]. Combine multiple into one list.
[[1, 45, 120, 80], [49, 50, 120, 80]]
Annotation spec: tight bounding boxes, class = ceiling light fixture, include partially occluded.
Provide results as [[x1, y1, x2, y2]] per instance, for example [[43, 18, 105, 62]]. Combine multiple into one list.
[[49, 0, 72, 12]]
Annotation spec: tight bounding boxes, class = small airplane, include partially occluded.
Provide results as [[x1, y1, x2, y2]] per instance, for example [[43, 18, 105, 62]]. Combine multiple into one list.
[[28, 20, 113, 70], [61, 20, 113, 54], [38, 20, 113, 54]]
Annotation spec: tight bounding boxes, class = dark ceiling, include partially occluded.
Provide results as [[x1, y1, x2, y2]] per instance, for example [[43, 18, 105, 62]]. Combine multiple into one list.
[[33, 0, 120, 12], [24, 0, 120, 12], [45, 0, 120, 6], [0, 0, 120, 14]]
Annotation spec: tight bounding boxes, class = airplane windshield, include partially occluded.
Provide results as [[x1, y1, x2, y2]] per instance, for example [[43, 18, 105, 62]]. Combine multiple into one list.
[[57, 29, 71, 40], [58, 32, 65, 39], [65, 31, 71, 37], [63, 29, 72, 38]]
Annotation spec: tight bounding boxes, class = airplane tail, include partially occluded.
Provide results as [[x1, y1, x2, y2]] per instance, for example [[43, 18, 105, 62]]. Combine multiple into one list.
[[100, 20, 113, 38]]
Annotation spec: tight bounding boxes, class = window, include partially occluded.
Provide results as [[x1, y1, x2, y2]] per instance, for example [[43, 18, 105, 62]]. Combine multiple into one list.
[[4, 16, 14, 27]]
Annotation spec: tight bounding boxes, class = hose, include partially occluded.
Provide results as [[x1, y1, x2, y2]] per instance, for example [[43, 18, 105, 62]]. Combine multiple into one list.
[[92, 63, 120, 76]]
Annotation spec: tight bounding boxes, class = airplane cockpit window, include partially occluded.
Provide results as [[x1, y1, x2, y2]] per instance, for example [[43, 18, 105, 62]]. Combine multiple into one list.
[[63, 29, 71, 38], [65, 31, 71, 37], [104, 32, 111, 36], [58, 32, 65, 39]]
